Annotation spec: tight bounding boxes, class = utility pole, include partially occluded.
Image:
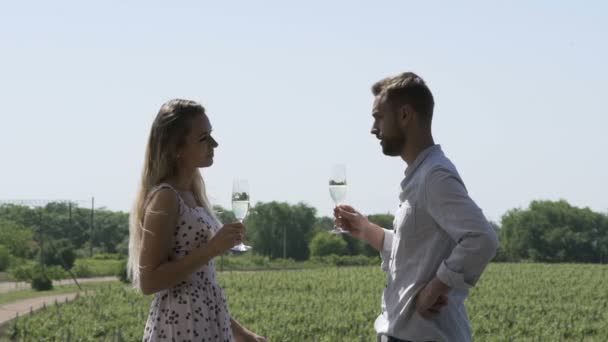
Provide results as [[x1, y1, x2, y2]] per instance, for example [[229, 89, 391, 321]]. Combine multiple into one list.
[[37, 208, 45, 273], [68, 202, 72, 227], [283, 223, 287, 259], [90, 197, 94, 257]]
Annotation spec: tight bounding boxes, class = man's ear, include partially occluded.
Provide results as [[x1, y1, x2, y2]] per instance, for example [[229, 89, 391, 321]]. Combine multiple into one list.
[[397, 104, 413, 129]]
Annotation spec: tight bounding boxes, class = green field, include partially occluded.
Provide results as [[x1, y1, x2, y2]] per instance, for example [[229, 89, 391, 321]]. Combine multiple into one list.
[[0, 282, 111, 306], [3, 263, 608, 341]]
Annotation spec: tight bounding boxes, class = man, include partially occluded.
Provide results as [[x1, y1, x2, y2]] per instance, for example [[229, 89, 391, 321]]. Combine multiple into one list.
[[335, 72, 498, 342]]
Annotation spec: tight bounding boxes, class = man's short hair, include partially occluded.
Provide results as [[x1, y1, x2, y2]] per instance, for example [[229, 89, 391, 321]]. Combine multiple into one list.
[[372, 72, 435, 126]]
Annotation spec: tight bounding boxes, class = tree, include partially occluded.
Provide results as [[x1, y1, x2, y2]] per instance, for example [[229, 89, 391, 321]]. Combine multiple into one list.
[[313, 216, 334, 236], [41, 238, 81, 290], [362, 213, 394, 257], [0, 204, 41, 231], [116, 236, 129, 257], [0, 245, 9, 271], [41, 239, 76, 270], [500, 200, 607, 263], [90, 208, 129, 253], [489, 221, 507, 262], [214, 205, 236, 224], [0, 202, 130, 256], [314, 216, 361, 255], [247, 202, 316, 260], [368, 213, 394, 229], [312, 213, 395, 257], [0, 218, 36, 258]]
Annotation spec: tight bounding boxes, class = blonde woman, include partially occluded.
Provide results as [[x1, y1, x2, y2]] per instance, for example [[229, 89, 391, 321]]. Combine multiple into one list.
[[128, 99, 266, 342]]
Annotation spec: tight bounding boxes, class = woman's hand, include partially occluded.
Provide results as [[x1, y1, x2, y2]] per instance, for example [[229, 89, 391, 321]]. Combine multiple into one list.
[[236, 331, 267, 342], [208, 222, 245, 254], [232, 318, 267, 342]]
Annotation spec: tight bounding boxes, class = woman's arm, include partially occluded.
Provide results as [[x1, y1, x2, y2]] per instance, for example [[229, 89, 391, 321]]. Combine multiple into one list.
[[138, 189, 220, 295], [231, 318, 267, 342]]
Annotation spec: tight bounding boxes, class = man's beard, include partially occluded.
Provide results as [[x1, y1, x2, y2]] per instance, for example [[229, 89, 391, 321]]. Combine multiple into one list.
[[381, 133, 405, 156]]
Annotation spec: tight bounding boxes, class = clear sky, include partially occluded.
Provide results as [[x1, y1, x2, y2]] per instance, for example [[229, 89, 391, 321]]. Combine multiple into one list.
[[1, 1, 606, 223]]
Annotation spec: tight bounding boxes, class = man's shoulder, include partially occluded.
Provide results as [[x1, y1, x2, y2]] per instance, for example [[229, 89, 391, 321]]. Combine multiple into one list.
[[420, 150, 458, 178]]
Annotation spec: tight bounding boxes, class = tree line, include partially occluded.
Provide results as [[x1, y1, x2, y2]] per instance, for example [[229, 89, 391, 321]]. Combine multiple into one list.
[[1, 199, 607, 275]]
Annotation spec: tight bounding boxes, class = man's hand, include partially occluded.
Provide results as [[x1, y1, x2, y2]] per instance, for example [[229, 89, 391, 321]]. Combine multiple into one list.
[[334, 205, 387, 251], [333, 205, 370, 240], [415, 277, 450, 319]]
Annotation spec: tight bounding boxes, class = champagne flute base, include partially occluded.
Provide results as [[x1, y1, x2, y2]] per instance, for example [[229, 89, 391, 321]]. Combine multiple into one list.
[[329, 227, 348, 234], [231, 243, 252, 252]]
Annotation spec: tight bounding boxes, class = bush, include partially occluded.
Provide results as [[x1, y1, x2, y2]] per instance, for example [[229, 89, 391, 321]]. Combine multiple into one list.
[[44, 265, 69, 280], [92, 253, 123, 260], [74, 244, 106, 259], [309, 232, 348, 257], [116, 259, 129, 284], [0, 245, 10, 271], [71, 262, 93, 278], [309, 255, 380, 267], [221, 254, 273, 270], [31, 273, 53, 291], [270, 258, 298, 269], [217, 253, 381, 271], [334, 255, 378, 266], [72, 258, 124, 277], [9, 262, 68, 282], [9, 262, 36, 282]]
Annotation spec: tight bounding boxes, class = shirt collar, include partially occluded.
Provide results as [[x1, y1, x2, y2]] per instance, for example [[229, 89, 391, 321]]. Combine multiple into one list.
[[400, 144, 442, 194]]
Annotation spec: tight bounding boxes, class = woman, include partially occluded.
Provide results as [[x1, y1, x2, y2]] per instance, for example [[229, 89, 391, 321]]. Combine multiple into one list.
[[127, 99, 266, 342]]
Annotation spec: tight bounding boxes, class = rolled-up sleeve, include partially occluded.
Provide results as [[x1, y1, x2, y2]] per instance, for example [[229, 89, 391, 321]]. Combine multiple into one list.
[[425, 167, 499, 289], [380, 228, 394, 272]]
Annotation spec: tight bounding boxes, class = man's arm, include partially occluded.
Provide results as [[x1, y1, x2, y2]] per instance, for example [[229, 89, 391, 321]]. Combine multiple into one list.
[[416, 167, 498, 318], [334, 205, 388, 250], [335, 205, 394, 271], [425, 167, 499, 290]]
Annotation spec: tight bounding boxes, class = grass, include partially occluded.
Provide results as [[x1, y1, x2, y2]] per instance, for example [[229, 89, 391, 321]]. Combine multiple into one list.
[[4, 263, 608, 341], [0, 281, 118, 306]]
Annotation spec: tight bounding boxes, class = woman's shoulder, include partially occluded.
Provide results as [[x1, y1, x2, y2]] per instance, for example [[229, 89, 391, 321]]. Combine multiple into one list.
[[152, 182, 178, 193], [145, 183, 181, 213]]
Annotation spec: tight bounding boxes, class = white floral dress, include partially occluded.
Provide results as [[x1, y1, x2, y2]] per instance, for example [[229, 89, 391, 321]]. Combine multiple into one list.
[[143, 183, 233, 342]]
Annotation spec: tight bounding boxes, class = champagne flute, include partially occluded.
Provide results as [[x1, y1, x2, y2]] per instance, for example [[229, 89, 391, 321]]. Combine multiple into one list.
[[329, 164, 348, 234], [231, 179, 252, 252]]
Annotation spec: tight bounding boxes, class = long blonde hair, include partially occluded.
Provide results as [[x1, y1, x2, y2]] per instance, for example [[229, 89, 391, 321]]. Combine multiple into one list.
[[127, 99, 219, 288]]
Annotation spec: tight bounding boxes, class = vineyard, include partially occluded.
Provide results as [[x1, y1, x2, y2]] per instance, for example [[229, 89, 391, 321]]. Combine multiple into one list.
[[3, 263, 608, 341]]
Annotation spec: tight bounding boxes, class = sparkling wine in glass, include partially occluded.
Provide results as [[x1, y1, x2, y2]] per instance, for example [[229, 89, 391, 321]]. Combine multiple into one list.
[[231, 179, 252, 252], [329, 164, 348, 234]]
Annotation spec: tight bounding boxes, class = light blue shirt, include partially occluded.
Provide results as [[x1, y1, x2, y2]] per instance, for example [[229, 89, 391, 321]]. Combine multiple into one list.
[[375, 145, 498, 342]]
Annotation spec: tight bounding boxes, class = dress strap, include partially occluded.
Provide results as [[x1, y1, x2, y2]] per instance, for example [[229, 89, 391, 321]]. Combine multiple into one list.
[[144, 183, 184, 215]]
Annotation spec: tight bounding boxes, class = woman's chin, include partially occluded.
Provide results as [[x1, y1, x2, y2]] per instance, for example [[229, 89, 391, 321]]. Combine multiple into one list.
[[199, 158, 214, 168]]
